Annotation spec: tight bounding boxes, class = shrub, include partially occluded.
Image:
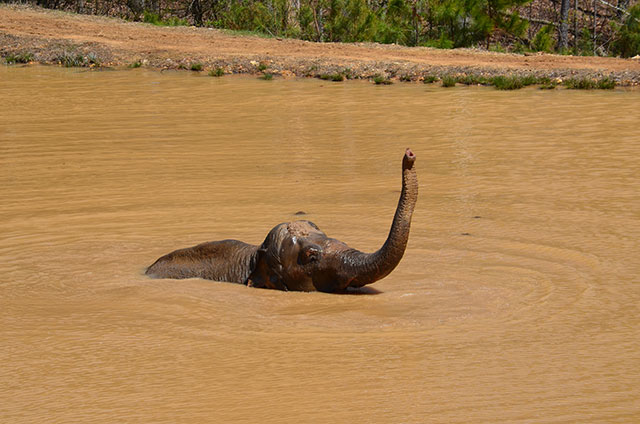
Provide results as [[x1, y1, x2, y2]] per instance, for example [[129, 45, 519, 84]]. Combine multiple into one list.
[[142, 11, 161, 25], [325, 0, 377, 43], [576, 28, 595, 56], [532, 25, 554, 53], [423, 75, 438, 83], [143, 11, 187, 26], [422, 33, 454, 49], [260, 73, 273, 80], [612, 5, 640, 58], [190, 63, 203, 71]]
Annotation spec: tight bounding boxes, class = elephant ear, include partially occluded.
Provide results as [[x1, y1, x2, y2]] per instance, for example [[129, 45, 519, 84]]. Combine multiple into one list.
[[247, 248, 288, 291]]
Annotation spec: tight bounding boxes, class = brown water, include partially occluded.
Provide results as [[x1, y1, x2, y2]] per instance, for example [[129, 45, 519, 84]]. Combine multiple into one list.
[[1, 66, 639, 423]]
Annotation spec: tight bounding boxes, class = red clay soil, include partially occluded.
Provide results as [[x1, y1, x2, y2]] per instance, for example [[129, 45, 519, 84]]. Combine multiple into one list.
[[2, 4, 640, 84]]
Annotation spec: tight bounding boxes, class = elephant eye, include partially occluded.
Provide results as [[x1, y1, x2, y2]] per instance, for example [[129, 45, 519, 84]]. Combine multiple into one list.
[[299, 245, 321, 265]]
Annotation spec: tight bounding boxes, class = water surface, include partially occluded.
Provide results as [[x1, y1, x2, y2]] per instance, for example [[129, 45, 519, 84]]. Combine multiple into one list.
[[1, 66, 639, 423]]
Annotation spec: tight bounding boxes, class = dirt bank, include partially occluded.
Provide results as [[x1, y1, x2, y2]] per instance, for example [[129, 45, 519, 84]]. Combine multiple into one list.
[[2, 4, 640, 84]]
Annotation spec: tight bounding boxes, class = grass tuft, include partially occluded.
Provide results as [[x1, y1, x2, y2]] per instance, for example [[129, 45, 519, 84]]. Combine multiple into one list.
[[208, 67, 224, 77], [441, 75, 457, 87], [457, 74, 491, 85], [373, 75, 392, 85], [319, 73, 345, 82], [423, 75, 438, 83], [190, 62, 203, 71], [491, 75, 524, 90], [56, 51, 101, 67], [520, 74, 540, 86], [596, 77, 616, 89], [563, 77, 596, 89], [143, 11, 188, 26], [4, 52, 34, 64], [129, 60, 142, 68], [260, 73, 273, 80]]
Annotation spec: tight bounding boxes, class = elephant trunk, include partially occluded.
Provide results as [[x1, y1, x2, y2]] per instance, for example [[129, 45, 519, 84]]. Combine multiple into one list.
[[344, 148, 418, 288]]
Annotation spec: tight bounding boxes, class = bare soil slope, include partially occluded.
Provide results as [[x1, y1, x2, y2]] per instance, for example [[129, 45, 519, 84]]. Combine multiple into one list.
[[2, 4, 640, 83]]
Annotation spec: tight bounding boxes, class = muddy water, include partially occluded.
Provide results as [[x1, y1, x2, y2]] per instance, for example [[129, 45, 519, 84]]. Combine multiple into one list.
[[1, 66, 639, 423]]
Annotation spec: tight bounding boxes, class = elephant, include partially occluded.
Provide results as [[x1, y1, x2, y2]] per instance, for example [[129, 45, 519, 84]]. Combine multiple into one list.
[[145, 148, 418, 293]]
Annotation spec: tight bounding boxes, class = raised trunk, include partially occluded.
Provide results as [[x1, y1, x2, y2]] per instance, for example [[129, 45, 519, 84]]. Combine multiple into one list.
[[345, 149, 418, 288]]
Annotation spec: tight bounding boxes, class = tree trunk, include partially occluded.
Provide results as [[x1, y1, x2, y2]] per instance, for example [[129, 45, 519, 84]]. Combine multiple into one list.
[[573, 0, 578, 49], [593, 0, 597, 55], [558, 0, 570, 50], [190, 0, 203, 25]]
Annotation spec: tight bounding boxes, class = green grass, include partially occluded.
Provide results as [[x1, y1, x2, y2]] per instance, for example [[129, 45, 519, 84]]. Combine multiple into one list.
[[441, 75, 457, 87], [257, 62, 268, 71], [128, 60, 142, 68], [259, 73, 273, 80], [143, 11, 188, 26], [190, 62, 203, 71], [457, 74, 491, 85], [59, 53, 85, 67], [373, 75, 392, 85], [596, 77, 616, 89], [423, 75, 438, 83], [319, 73, 345, 82], [426, 73, 615, 90], [4, 52, 34, 64], [520, 74, 540, 86], [491, 75, 524, 90], [219, 29, 273, 39], [563, 77, 596, 89], [208, 67, 224, 77], [56, 51, 101, 67], [558, 77, 615, 90], [489, 43, 507, 53]]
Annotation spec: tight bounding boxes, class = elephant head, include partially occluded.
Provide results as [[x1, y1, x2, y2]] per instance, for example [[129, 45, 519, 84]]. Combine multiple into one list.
[[145, 149, 418, 293], [236, 148, 417, 292]]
